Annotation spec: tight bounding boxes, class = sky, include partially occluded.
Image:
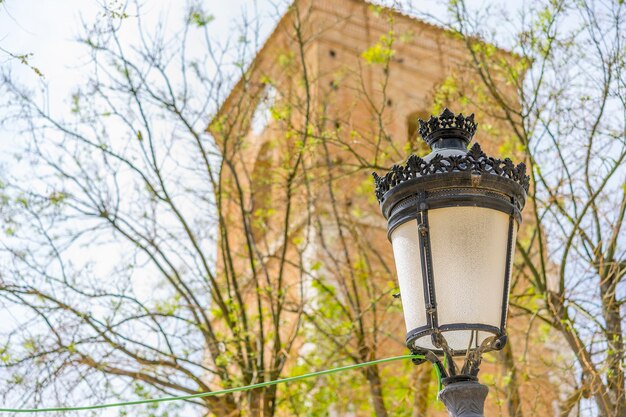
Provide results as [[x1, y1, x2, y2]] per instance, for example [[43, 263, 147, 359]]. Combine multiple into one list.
[[0, 0, 290, 322], [0, 2, 283, 413], [0, 0, 277, 81], [0, 0, 459, 114], [0, 0, 282, 158], [0, 0, 504, 166]]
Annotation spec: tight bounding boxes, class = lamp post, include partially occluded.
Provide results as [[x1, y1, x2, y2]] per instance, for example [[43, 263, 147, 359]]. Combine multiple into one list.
[[373, 109, 529, 417]]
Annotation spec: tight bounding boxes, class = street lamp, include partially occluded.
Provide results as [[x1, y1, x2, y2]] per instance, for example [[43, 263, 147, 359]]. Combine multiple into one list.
[[373, 109, 528, 417]]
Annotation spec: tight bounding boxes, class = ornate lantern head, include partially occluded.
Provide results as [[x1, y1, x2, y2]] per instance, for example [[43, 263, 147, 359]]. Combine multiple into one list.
[[373, 109, 528, 367]]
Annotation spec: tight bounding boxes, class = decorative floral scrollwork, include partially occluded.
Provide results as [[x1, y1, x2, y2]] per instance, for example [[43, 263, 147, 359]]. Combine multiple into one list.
[[372, 143, 530, 203], [418, 108, 477, 145]]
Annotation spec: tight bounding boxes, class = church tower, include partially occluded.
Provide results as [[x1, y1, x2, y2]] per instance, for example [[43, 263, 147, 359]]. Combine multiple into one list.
[[209, 1, 562, 415]]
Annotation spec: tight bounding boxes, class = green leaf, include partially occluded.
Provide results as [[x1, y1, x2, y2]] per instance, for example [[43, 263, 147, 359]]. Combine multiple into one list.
[[189, 11, 214, 27]]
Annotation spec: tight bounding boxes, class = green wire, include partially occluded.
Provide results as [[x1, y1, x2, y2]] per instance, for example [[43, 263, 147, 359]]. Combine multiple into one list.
[[0, 354, 441, 413], [440, 354, 447, 393]]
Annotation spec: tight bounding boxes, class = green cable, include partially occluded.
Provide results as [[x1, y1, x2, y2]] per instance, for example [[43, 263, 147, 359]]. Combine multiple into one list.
[[440, 354, 447, 392], [0, 354, 441, 413]]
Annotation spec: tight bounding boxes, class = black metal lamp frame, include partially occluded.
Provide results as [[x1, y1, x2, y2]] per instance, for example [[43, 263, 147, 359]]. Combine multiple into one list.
[[373, 109, 529, 382]]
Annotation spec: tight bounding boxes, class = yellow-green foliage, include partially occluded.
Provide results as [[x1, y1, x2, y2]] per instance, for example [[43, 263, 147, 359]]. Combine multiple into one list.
[[362, 32, 395, 65]]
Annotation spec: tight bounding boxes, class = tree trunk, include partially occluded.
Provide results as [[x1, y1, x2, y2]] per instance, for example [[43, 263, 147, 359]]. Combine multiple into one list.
[[246, 385, 277, 417], [365, 365, 389, 417], [204, 394, 240, 417], [248, 388, 262, 417], [411, 365, 432, 417], [500, 342, 524, 417], [599, 269, 625, 416], [547, 291, 614, 417], [263, 384, 278, 417]]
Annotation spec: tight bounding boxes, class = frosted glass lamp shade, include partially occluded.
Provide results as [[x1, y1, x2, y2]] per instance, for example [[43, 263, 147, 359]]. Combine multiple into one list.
[[391, 206, 517, 352], [391, 221, 426, 333]]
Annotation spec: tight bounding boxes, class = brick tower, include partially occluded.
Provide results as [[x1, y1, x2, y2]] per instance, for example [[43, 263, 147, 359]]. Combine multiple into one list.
[[210, 1, 564, 415]]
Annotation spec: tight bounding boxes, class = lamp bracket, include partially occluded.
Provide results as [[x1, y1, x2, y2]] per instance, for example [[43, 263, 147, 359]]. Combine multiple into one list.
[[412, 330, 498, 382], [493, 334, 508, 350]]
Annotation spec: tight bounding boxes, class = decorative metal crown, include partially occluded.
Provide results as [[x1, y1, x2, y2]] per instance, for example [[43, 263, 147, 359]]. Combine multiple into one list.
[[372, 143, 530, 203], [418, 108, 477, 146]]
